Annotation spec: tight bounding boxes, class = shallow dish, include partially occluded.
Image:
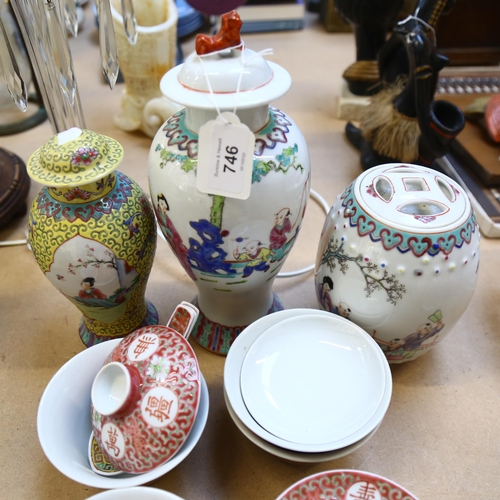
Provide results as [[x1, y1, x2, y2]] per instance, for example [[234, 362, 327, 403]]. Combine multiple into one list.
[[275, 469, 419, 499], [37, 339, 209, 489], [224, 308, 392, 453], [240, 314, 386, 448], [87, 486, 184, 499], [224, 389, 381, 464]]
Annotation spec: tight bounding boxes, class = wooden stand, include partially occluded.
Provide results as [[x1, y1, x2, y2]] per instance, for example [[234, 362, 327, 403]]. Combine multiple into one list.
[[0, 148, 30, 229]]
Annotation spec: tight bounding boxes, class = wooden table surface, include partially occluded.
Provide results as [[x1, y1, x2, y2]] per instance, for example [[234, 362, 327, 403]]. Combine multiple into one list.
[[0, 7, 499, 500]]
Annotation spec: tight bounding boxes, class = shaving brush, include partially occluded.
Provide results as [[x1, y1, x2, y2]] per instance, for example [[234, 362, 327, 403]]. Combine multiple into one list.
[[346, 16, 464, 169]]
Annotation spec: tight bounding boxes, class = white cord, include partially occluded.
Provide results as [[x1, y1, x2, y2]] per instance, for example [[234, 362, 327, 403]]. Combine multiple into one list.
[[310, 187, 331, 214], [276, 188, 330, 278], [0, 227, 29, 247], [0, 239, 28, 247]]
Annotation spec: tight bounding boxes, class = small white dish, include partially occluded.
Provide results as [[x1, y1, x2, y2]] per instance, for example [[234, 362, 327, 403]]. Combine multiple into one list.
[[240, 314, 386, 448], [87, 487, 184, 499], [224, 309, 392, 453], [37, 339, 209, 489], [224, 389, 381, 464]]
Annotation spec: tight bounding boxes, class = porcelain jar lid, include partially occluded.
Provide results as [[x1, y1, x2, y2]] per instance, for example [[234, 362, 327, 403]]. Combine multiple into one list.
[[160, 11, 291, 110], [354, 163, 471, 232], [90, 302, 201, 474], [27, 127, 124, 187]]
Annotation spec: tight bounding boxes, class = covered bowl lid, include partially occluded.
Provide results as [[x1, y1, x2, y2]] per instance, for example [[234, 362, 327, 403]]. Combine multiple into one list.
[[27, 127, 124, 187], [160, 11, 291, 110], [90, 302, 201, 474]]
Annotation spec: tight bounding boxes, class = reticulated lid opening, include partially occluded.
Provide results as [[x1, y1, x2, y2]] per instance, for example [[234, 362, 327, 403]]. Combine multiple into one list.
[[398, 201, 447, 216]]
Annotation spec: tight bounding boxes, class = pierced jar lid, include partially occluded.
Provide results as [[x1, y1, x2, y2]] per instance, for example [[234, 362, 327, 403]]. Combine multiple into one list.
[[27, 127, 124, 187], [355, 163, 471, 231]]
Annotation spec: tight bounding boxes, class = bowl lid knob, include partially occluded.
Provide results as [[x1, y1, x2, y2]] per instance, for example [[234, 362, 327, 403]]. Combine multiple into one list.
[[91, 362, 141, 418]]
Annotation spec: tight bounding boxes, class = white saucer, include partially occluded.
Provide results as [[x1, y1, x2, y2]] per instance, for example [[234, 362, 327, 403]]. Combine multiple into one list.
[[224, 389, 381, 463], [240, 314, 386, 448], [224, 309, 392, 453]]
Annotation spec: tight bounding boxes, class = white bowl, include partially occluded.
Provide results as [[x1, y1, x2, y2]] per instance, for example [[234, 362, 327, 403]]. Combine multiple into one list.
[[224, 389, 381, 463], [87, 487, 184, 499], [38, 339, 209, 489], [224, 308, 392, 453]]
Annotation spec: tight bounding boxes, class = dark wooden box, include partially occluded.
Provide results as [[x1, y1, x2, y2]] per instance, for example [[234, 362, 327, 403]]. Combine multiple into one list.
[[435, 0, 500, 66]]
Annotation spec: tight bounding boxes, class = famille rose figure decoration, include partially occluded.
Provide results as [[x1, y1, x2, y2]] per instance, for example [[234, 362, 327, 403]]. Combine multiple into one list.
[[148, 11, 310, 354], [27, 127, 158, 347], [315, 164, 480, 363]]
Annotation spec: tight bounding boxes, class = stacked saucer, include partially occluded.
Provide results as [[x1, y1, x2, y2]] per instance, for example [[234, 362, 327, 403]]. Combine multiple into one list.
[[224, 309, 392, 462]]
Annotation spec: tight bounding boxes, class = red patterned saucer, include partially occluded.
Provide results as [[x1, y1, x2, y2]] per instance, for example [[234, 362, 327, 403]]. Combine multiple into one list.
[[276, 469, 418, 500], [91, 302, 200, 474]]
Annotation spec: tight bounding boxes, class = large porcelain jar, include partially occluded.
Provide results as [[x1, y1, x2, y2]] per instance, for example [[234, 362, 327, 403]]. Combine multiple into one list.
[[148, 16, 310, 354], [315, 163, 480, 363], [27, 128, 158, 347]]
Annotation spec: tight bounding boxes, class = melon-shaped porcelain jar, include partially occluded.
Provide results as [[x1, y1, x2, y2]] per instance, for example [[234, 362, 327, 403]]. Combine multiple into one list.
[[315, 163, 480, 363], [148, 16, 310, 354], [27, 128, 158, 347]]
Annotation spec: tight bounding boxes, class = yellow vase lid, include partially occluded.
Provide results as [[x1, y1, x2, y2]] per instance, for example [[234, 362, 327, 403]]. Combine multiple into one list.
[[27, 128, 124, 187]]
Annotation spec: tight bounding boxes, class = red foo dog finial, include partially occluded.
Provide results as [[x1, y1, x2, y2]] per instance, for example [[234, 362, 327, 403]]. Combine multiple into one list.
[[195, 10, 243, 55]]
